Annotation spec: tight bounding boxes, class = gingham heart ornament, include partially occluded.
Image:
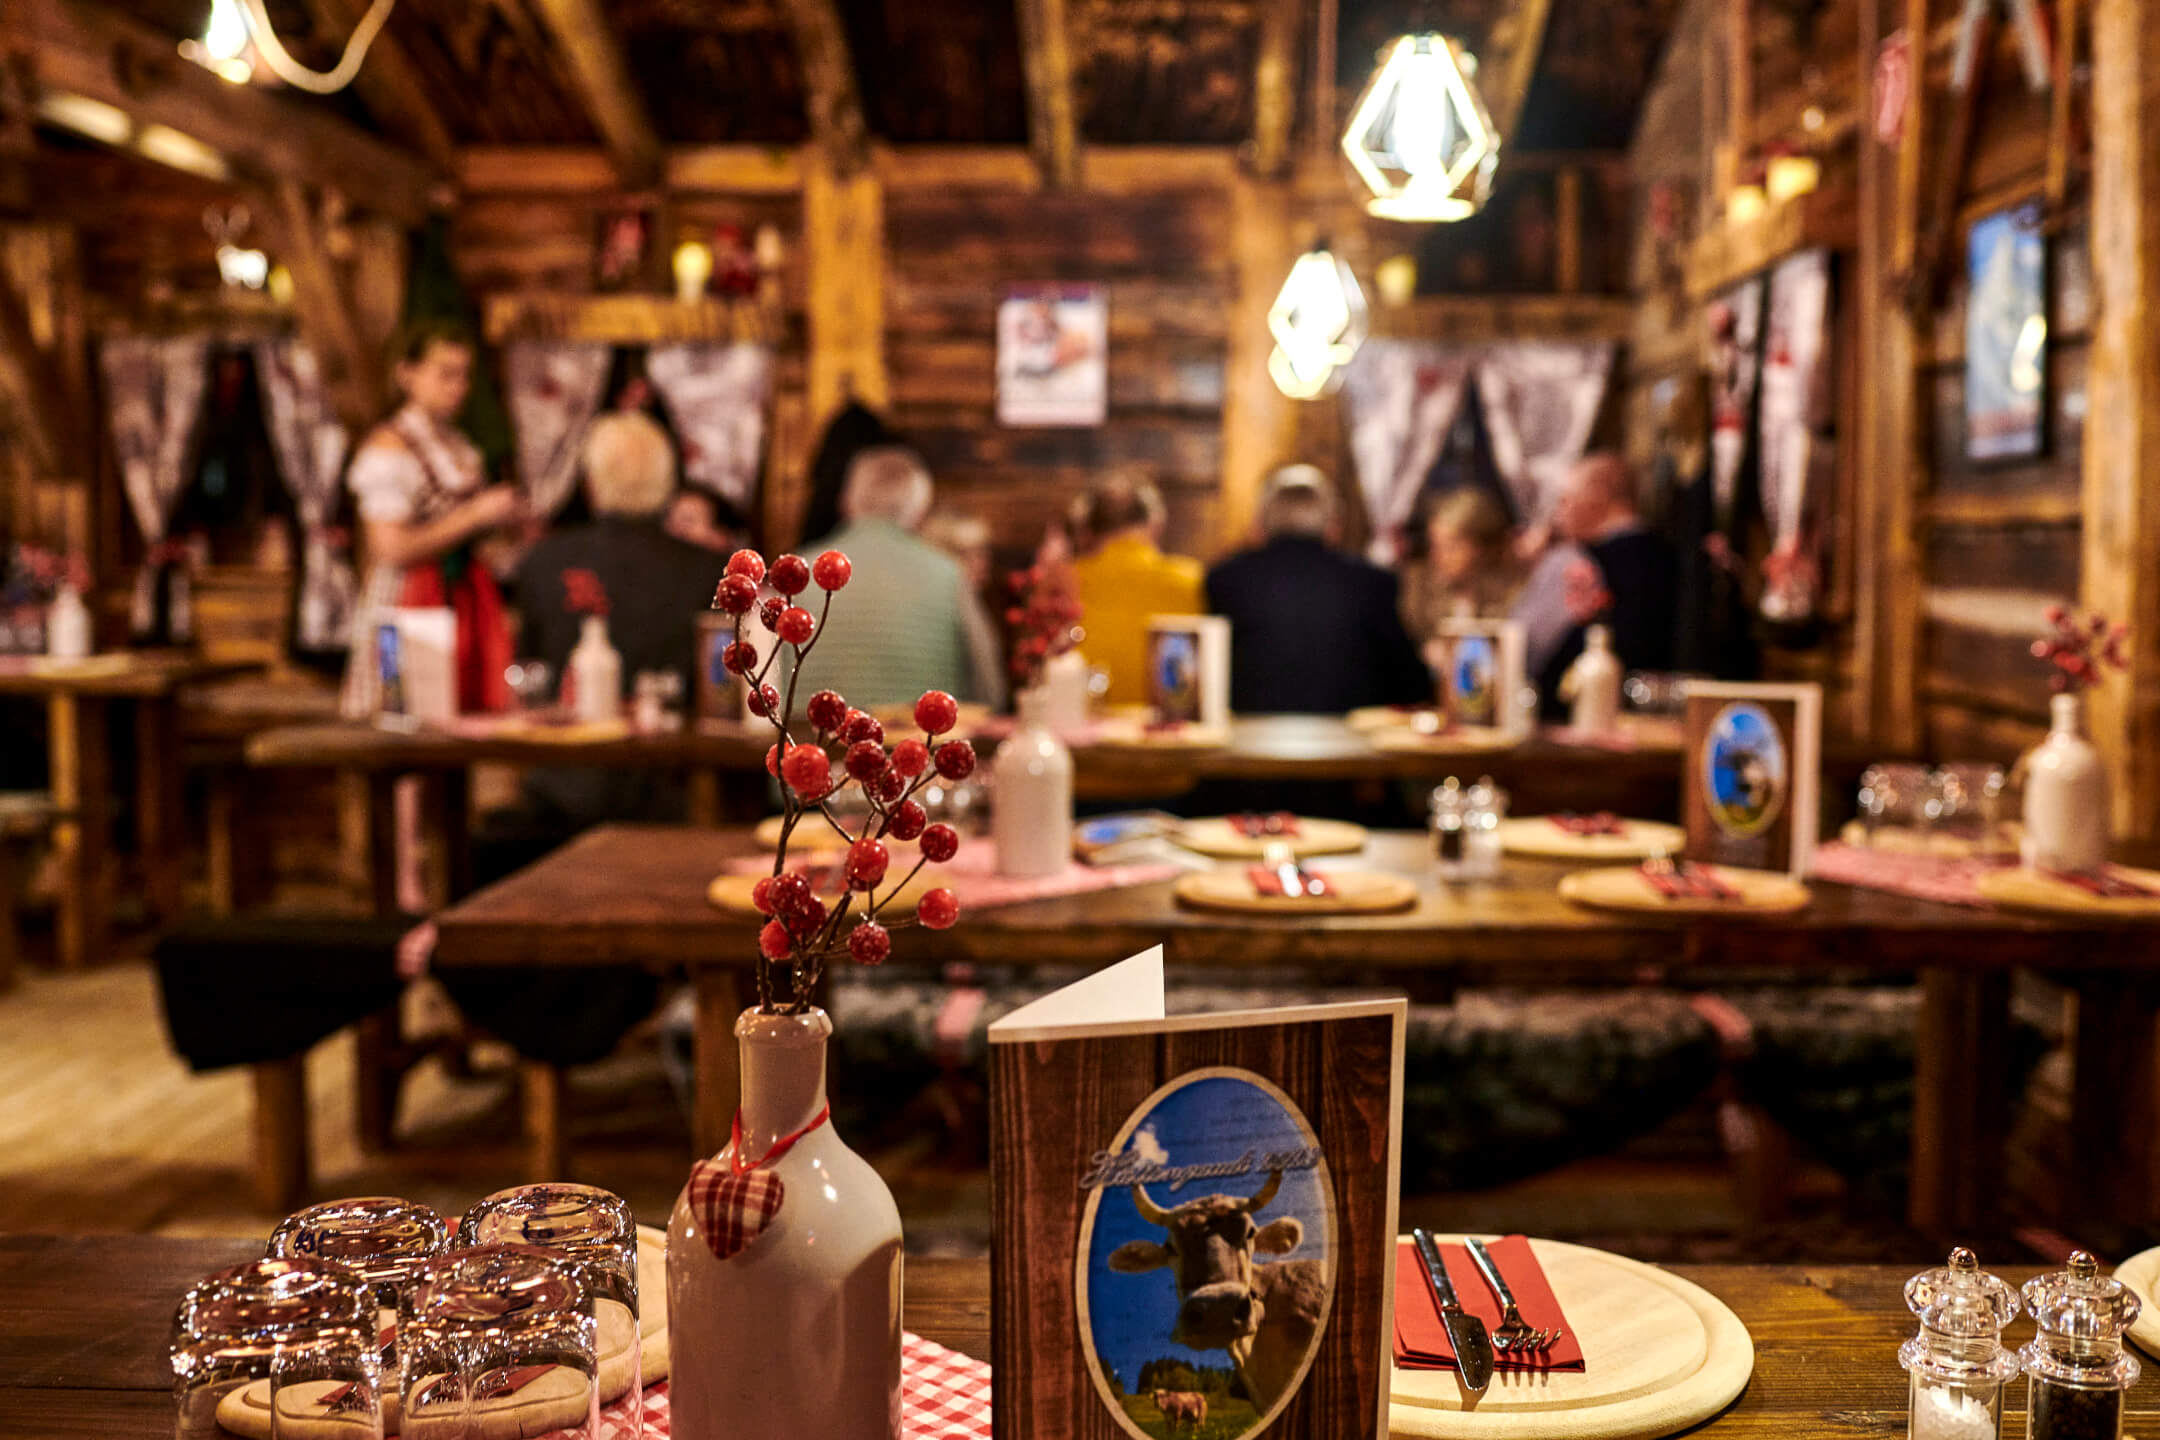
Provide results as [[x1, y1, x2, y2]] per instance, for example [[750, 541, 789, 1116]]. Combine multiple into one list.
[[688, 1104, 829, 1261]]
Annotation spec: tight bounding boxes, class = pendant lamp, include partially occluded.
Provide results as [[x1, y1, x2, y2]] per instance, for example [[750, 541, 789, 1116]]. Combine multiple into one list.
[[1342, 33, 1500, 222], [1267, 243, 1367, 399]]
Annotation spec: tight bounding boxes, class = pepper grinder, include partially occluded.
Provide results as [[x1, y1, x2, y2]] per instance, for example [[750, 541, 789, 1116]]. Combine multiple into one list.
[[2021, 1251, 2141, 1440], [1901, 1247, 2022, 1440]]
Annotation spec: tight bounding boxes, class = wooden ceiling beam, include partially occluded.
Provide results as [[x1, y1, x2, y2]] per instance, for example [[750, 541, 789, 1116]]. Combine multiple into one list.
[[1489, 0, 1557, 143], [782, 0, 871, 176], [0, 266, 68, 475], [258, 179, 382, 431], [2, 0, 437, 222], [1016, 0, 1081, 187], [1250, 0, 1300, 176], [527, 0, 664, 188], [296, 0, 457, 172]]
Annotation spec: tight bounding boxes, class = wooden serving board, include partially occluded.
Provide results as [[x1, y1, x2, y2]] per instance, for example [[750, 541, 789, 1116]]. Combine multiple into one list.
[[1973, 865, 2160, 919], [2114, 1246, 2160, 1358], [1172, 866, 1418, 916], [1499, 819, 1687, 863], [1391, 1235, 1753, 1440], [708, 867, 935, 916], [216, 1227, 670, 1439], [1175, 816, 1370, 859], [1557, 865, 1811, 916], [1368, 724, 1522, 756]]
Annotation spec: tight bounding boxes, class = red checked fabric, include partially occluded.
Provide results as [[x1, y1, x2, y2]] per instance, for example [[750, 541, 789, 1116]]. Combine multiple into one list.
[[685, 1164, 785, 1260], [588, 1333, 993, 1440]]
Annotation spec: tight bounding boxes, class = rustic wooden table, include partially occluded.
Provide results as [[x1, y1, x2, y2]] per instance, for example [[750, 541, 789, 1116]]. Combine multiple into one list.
[[430, 825, 2160, 1238], [0, 652, 255, 966], [6, 1233, 2154, 1439]]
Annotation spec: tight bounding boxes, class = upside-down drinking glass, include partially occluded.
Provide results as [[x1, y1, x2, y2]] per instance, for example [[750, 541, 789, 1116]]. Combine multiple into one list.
[[172, 1257, 381, 1440], [399, 1244, 601, 1440], [268, 1196, 450, 1376]]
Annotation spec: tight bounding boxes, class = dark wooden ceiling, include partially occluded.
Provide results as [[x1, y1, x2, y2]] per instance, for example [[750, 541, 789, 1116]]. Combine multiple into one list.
[[122, 0, 1680, 151]]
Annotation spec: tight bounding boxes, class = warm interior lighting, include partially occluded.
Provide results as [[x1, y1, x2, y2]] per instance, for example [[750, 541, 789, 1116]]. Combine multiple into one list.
[[35, 92, 133, 147], [1765, 154, 1821, 204], [1374, 254, 1419, 308], [216, 245, 270, 289], [180, 0, 256, 84], [2010, 314, 2048, 394], [1727, 184, 1768, 225], [673, 241, 714, 303], [1267, 245, 1367, 399], [1342, 33, 1499, 222], [138, 124, 231, 180]]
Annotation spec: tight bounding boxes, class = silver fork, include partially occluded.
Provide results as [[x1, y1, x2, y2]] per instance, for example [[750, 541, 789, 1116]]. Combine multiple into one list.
[[1464, 1237, 1562, 1352]]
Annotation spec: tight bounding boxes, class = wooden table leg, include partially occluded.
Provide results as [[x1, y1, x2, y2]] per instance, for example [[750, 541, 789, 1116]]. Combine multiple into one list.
[[693, 968, 745, 1158], [354, 1007, 400, 1153], [364, 771, 399, 918], [205, 770, 236, 919], [134, 696, 186, 922], [686, 769, 720, 827], [47, 692, 111, 969], [521, 1060, 569, 1180], [251, 1057, 311, 1212], [0, 840, 18, 992], [2070, 974, 2160, 1229], [1908, 967, 2011, 1236], [437, 768, 472, 903]]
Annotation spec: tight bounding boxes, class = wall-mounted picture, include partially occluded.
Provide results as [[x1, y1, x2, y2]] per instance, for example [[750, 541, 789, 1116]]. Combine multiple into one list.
[[1964, 203, 2048, 462], [997, 284, 1108, 427]]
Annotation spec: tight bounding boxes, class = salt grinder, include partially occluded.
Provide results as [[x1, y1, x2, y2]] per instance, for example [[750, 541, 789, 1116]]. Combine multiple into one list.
[[2021, 1251, 2141, 1440], [1902, 1247, 2022, 1440]]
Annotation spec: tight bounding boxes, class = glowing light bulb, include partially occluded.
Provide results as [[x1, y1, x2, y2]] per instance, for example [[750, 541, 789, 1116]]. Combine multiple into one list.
[[1342, 34, 1498, 223]]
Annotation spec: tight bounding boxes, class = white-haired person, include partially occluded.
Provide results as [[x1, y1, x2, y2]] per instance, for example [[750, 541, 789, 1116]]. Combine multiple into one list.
[[790, 446, 995, 708]]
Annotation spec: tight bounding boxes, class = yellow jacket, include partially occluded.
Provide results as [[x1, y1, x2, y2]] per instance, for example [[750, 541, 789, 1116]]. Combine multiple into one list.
[[1072, 533, 1206, 706]]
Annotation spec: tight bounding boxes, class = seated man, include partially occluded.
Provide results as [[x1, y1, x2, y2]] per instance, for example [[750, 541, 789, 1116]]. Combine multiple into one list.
[[793, 447, 993, 708], [1204, 466, 1430, 715], [1532, 452, 1680, 713], [1071, 468, 1205, 706]]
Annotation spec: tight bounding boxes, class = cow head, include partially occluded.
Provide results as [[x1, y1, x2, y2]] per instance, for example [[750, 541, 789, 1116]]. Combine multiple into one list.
[[1107, 1171, 1302, 1352]]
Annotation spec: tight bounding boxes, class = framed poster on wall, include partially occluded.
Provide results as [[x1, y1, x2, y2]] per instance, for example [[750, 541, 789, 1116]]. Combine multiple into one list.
[[997, 285, 1108, 427], [1964, 203, 2047, 462]]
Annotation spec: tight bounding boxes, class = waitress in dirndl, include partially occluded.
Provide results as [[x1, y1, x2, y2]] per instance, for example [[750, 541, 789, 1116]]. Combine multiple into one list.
[[341, 320, 527, 717]]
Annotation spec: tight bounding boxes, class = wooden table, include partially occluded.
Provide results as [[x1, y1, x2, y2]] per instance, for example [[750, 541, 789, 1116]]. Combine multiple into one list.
[[0, 652, 254, 966], [431, 825, 2160, 1238], [8, 1232, 2159, 1439]]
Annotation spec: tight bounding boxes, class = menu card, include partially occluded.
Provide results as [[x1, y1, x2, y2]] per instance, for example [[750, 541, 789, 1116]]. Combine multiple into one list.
[[1681, 681, 1821, 878], [1436, 619, 1527, 736], [988, 949, 1405, 1440], [1146, 616, 1230, 728]]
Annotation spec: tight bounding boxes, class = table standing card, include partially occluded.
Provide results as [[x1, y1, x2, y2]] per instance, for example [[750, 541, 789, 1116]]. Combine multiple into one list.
[[693, 611, 734, 722], [989, 949, 1405, 1440], [387, 607, 456, 722], [1436, 618, 1528, 737], [1146, 616, 1230, 729], [1682, 680, 1822, 878]]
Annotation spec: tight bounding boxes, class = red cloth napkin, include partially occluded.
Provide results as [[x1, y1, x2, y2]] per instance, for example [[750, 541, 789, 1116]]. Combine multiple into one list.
[[1247, 865, 1335, 898], [1551, 812, 1626, 837], [1230, 811, 1302, 838], [1393, 1235, 1585, 1372]]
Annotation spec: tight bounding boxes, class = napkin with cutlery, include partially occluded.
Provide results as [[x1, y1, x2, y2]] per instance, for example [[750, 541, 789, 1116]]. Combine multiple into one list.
[[1394, 1234, 1586, 1372], [1246, 864, 1335, 898], [1551, 812, 1628, 837]]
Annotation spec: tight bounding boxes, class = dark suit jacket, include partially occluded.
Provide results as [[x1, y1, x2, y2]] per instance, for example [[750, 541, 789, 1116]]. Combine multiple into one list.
[[1205, 536, 1433, 715], [1538, 526, 1681, 713]]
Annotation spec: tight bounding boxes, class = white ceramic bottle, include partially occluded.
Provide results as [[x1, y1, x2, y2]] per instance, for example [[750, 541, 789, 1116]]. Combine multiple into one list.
[[1565, 624, 1623, 735], [45, 584, 92, 661], [569, 615, 622, 723], [1040, 648, 1090, 732], [993, 687, 1074, 876], [667, 1007, 902, 1440], [2022, 691, 2110, 872]]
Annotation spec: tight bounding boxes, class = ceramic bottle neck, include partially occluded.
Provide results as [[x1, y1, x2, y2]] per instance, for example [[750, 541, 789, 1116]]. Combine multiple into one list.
[[2050, 691, 2087, 740], [1016, 687, 1052, 728], [734, 1007, 832, 1158]]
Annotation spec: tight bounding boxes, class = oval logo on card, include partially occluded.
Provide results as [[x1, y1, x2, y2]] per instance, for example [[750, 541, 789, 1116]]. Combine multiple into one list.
[[1702, 701, 1787, 838], [1451, 636, 1496, 726], [1074, 1069, 1336, 1440]]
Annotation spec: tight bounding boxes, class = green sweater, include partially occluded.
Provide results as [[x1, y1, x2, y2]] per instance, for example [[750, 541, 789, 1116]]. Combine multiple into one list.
[[786, 519, 985, 709]]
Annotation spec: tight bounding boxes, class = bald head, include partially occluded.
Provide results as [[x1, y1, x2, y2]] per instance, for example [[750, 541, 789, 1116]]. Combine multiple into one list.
[[1552, 452, 1640, 543], [1260, 464, 1337, 541], [843, 447, 934, 529]]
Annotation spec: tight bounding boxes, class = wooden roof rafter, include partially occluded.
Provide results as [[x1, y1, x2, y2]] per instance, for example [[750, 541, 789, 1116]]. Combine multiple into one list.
[[1250, 0, 1302, 175], [782, 0, 872, 175], [1488, 0, 1557, 143], [294, 0, 456, 171], [527, 0, 665, 187], [1017, 0, 1083, 186]]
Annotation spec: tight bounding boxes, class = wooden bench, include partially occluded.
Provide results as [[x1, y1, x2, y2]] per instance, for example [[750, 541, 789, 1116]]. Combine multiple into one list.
[[0, 792, 56, 990]]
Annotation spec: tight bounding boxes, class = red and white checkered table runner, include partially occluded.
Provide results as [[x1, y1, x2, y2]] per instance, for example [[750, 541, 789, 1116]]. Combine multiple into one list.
[[593, 1332, 991, 1440]]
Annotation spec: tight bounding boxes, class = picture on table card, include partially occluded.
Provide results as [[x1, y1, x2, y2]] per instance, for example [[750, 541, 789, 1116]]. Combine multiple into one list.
[[1078, 1070, 1337, 1440], [1436, 618, 1525, 734], [693, 611, 733, 722], [1682, 681, 1821, 877], [1146, 616, 1230, 730]]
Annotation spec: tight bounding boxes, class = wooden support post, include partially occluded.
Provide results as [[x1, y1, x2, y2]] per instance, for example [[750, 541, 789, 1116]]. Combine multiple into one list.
[[782, 0, 872, 180], [693, 968, 745, 1159], [46, 691, 109, 970], [1875, 0, 1931, 752], [2069, 976, 2160, 1229], [1556, 166, 1584, 292], [251, 1057, 311, 1212], [133, 696, 185, 922], [521, 1060, 569, 1181], [364, 771, 399, 918], [205, 769, 235, 919], [1016, 0, 1082, 188], [2083, 0, 2160, 840], [799, 150, 887, 544], [527, 0, 663, 188], [1251, 0, 1300, 177], [354, 1007, 400, 1153], [1219, 177, 1300, 553], [266, 181, 382, 433], [1492, 0, 1558, 143], [1909, 968, 2010, 1236]]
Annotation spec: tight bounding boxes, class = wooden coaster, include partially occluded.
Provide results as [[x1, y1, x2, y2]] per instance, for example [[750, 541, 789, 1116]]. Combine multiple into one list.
[[707, 866, 936, 916], [1556, 865, 1811, 916], [1973, 865, 2160, 918], [1175, 817, 1370, 860], [1499, 819, 1687, 863], [1391, 1235, 1753, 1440], [1173, 867, 1418, 916], [218, 1229, 670, 1438], [2114, 1246, 2160, 1359], [1368, 724, 1521, 755]]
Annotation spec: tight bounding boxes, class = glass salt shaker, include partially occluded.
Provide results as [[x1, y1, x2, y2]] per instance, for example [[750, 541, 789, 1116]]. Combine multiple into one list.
[[2021, 1251, 2142, 1440], [1463, 775, 1508, 880], [1431, 778, 1470, 877], [1901, 1247, 2022, 1440]]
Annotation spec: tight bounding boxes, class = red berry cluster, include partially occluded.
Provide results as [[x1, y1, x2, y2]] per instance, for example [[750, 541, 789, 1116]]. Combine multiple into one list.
[[562, 568, 610, 618], [2032, 605, 2129, 694], [715, 547, 965, 1012], [1003, 560, 1084, 690]]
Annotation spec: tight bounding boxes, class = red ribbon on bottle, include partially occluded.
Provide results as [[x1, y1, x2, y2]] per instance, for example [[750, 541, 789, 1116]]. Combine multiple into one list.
[[687, 1104, 830, 1261]]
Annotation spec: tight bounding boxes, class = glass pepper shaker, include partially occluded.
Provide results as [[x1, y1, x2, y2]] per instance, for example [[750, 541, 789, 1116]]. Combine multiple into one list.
[[2022, 1251, 2142, 1440], [1901, 1247, 2023, 1440]]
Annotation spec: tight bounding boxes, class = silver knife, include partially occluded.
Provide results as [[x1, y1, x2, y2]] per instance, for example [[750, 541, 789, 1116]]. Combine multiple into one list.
[[1264, 841, 1306, 899], [1412, 1228, 1493, 1393]]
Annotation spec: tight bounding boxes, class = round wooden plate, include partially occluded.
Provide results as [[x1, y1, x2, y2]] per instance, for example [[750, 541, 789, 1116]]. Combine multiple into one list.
[[1088, 716, 1231, 749], [1173, 867, 1418, 916], [1175, 817, 1370, 860], [1347, 705, 1447, 734], [2112, 1246, 2160, 1358], [752, 812, 914, 850], [1391, 1235, 1754, 1440], [1499, 819, 1687, 863], [708, 866, 935, 916], [216, 1227, 671, 1439], [1972, 865, 2160, 918], [1368, 724, 1522, 756], [1557, 865, 1811, 916], [1834, 820, 2023, 858]]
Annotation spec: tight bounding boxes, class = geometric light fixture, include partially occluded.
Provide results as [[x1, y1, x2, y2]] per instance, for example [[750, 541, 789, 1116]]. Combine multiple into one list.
[[183, 0, 401, 95], [1341, 33, 1500, 222], [1267, 242, 1368, 400]]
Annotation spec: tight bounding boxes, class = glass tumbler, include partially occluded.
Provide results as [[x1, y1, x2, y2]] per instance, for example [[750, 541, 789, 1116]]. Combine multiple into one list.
[[461, 1184, 641, 1417], [172, 1257, 380, 1440], [1859, 762, 1935, 841], [400, 1244, 601, 1440], [269, 1196, 450, 1376], [1933, 762, 2010, 852]]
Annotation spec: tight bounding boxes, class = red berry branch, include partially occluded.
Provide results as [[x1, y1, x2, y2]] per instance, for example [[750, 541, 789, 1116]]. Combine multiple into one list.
[[1003, 560, 1083, 691], [2031, 605, 2128, 694], [563, 568, 609, 618], [711, 547, 967, 1013]]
